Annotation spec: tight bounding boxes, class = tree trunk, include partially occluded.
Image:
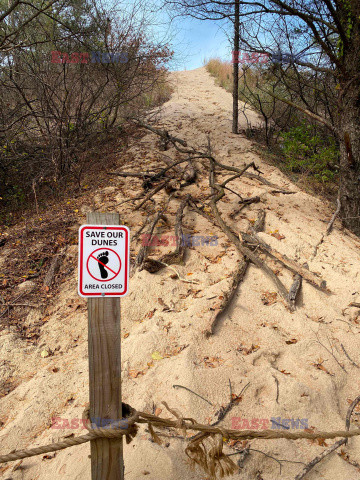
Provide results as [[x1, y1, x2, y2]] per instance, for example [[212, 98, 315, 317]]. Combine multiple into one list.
[[232, 0, 239, 134], [338, 84, 360, 235]]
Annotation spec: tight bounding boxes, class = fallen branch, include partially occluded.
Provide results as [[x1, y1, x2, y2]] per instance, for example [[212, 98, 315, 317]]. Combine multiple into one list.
[[251, 209, 266, 233], [134, 178, 172, 211], [134, 196, 172, 271], [141, 195, 191, 273], [241, 232, 330, 293], [288, 274, 302, 309], [129, 118, 192, 154], [294, 438, 346, 480], [294, 394, 360, 479], [243, 172, 294, 194], [203, 209, 266, 337], [203, 259, 249, 337], [206, 158, 293, 309], [190, 193, 291, 309]]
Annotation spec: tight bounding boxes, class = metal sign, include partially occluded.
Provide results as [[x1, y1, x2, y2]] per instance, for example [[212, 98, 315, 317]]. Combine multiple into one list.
[[78, 225, 130, 297]]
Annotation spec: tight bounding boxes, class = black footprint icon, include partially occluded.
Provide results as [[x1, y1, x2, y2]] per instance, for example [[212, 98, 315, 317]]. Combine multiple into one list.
[[97, 251, 109, 279]]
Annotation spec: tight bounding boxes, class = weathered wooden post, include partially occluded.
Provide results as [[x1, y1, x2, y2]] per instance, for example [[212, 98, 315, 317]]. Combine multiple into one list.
[[78, 212, 130, 480]]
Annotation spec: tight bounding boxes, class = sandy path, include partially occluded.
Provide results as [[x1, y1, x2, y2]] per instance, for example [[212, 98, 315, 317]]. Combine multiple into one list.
[[1, 67, 360, 480]]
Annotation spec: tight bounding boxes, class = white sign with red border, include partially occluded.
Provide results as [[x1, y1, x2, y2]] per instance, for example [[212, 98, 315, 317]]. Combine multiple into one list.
[[78, 225, 130, 297]]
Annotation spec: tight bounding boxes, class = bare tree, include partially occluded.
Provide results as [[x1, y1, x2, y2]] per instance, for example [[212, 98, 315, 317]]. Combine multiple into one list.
[[0, 0, 172, 205]]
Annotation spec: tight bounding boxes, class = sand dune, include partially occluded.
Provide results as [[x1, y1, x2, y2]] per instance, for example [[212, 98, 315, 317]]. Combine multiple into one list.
[[1, 67, 360, 480]]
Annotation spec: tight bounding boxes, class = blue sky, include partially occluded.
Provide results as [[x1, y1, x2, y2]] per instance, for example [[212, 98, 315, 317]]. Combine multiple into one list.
[[168, 17, 230, 71]]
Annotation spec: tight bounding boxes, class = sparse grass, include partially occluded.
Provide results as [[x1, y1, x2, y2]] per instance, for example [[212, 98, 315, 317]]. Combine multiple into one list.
[[207, 59, 233, 91], [206, 58, 259, 93]]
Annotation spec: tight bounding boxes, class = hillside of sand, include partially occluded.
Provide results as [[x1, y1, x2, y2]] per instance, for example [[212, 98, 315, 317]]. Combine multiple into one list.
[[1, 67, 360, 480]]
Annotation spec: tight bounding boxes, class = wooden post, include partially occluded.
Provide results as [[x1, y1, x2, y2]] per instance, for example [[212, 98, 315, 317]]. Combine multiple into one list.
[[87, 212, 123, 480]]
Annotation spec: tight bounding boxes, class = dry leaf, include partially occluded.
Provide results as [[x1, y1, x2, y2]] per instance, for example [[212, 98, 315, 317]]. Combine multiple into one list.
[[146, 309, 156, 319], [311, 359, 334, 376], [128, 370, 144, 378], [317, 438, 328, 447], [285, 338, 298, 344], [203, 356, 224, 368], [271, 232, 285, 240], [237, 344, 260, 355], [261, 291, 278, 305]]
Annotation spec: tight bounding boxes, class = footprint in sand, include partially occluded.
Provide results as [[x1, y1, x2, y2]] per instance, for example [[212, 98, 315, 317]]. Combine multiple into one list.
[[97, 251, 109, 279]]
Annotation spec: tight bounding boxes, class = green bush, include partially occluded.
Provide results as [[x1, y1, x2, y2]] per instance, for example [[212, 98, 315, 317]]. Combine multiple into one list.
[[280, 122, 339, 182]]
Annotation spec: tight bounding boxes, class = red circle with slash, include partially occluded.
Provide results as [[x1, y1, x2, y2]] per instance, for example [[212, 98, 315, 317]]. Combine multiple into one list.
[[86, 248, 121, 282]]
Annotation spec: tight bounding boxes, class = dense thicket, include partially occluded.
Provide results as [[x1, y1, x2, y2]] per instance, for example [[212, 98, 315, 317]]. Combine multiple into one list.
[[0, 0, 172, 215]]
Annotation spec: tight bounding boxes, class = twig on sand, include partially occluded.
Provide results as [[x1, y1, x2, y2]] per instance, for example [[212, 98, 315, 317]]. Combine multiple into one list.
[[315, 332, 347, 373], [311, 197, 341, 259], [213, 382, 250, 426], [294, 438, 347, 480], [172, 385, 214, 406], [340, 343, 359, 368], [0, 292, 28, 318], [326, 197, 341, 235], [229, 448, 306, 475], [345, 395, 360, 444], [294, 395, 360, 479], [158, 261, 199, 284], [272, 375, 280, 404]]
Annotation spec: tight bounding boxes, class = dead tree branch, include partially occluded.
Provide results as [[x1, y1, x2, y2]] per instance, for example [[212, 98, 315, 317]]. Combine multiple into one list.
[[142, 195, 191, 273], [294, 395, 360, 479], [134, 178, 172, 211], [240, 232, 330, 293]]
